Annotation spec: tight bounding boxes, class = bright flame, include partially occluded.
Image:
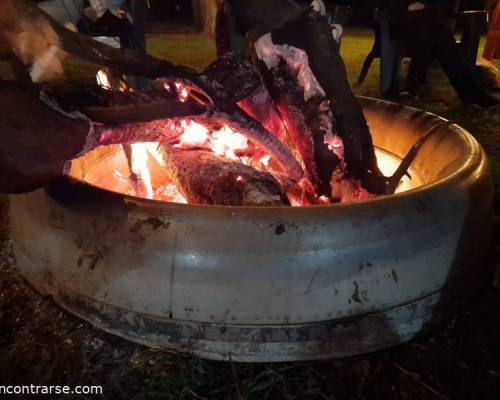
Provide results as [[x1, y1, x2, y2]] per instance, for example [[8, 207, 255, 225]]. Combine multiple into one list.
[[180, 88, 189, 102], [179, 120, 210, 147], [177, 121, 249, 161], [259, 155, 271, 166], [130, 143, 154, 199], [175, 82, 189, 102], [96, 68, 111, 90], [375, 149, 422, 193], [144, 142, 165, 166], [210, 125, 248, 160]]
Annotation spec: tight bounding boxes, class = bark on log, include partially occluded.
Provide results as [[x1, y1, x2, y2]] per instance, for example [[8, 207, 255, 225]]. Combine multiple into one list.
[[158, 147, 287, 206], [203, 54, 261, 102], [41, 83, 207, 125], [297, 13, 385, 191]]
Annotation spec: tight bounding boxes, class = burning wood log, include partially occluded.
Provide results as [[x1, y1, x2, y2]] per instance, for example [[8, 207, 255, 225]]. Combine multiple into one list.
[[253, 53, 341, 197], [158, 147, 286, 206]]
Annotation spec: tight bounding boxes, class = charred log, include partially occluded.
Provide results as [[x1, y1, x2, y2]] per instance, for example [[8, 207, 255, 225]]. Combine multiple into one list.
[[41, 83, 207, 125], [227, 0, 308, 41], [254, 56, 341, 197], [226, 2, 401, 194], [289, 13, 387, 193], [159, 147, 287, 206], [203, 54, 261, 102]]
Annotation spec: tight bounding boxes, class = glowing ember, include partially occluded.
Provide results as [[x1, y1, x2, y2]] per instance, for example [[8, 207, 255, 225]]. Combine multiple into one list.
[[375, 149, 419, 193], [175, 82, 189, 103]]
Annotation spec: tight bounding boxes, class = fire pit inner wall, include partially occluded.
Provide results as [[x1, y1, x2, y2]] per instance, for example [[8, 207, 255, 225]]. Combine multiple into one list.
[[9, 98, 493, 362]]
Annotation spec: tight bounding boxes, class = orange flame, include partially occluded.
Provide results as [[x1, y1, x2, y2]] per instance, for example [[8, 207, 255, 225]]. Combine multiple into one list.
[[130, 143, 154, 199]]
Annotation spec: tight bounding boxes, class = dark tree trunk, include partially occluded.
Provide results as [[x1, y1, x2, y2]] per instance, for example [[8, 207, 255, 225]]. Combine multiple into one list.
[[191, 0, 219, 36]]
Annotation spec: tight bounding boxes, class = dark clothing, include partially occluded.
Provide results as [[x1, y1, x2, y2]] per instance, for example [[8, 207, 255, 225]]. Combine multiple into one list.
[[222, 0, 497, 106], [390, 6, 496, 105]]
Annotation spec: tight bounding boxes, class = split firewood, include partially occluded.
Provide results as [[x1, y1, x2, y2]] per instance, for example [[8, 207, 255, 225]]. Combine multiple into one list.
[[158, 147, 287, 206], [297, 13, 388, 193], [41, 83, 207, 125]]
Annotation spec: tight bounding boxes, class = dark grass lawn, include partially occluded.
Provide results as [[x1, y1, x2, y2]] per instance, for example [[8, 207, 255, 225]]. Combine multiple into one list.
[[0, 28, 499, 400]]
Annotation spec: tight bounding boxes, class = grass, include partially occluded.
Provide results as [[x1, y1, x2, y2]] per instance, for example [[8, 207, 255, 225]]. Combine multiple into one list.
[[0, 28, 499, 400]]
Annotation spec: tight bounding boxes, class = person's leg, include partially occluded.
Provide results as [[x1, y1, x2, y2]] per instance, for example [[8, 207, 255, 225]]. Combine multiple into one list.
[[391, 11, 435, 96], [433, 20, 499, 107]]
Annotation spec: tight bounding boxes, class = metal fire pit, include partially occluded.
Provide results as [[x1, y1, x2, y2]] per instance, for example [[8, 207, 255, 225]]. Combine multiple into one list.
[[9, 98, 493, 362]]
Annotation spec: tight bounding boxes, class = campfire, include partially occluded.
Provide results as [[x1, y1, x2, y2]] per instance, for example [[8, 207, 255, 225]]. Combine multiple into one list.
[[72, 140, 420, 206], [70, 54, 421, 208], [1, 0, 494, 363], [13, 97, 494, 361]]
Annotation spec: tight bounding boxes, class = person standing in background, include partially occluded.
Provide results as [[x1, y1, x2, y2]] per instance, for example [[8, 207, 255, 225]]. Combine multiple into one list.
[[484, 0, 500, 60], [389, 1, 499, 108]]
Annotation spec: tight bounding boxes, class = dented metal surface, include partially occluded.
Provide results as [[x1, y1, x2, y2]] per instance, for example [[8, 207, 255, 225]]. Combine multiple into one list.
[[9, 98, 493, 361]]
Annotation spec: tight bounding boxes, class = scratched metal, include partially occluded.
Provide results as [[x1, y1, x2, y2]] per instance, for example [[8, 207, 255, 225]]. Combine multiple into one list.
[[9, 98, 493, 362]]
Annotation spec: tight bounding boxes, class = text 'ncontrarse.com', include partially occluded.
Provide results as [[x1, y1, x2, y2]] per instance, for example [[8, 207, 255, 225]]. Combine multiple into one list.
[[0, 385, 103, 396]]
